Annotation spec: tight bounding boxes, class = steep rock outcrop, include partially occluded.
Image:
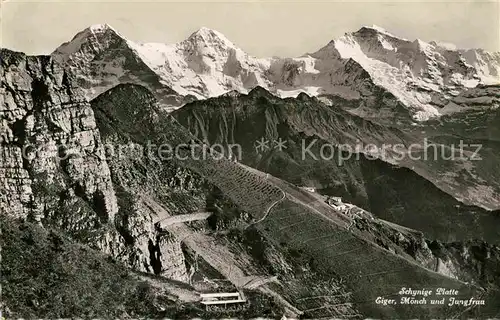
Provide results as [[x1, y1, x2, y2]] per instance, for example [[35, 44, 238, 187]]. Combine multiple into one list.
[[1, 50, 191, 281], [1, 49, 118, 253]]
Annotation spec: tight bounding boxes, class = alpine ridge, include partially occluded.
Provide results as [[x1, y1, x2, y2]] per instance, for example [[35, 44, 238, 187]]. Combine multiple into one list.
[[53, 24, 499, 122]]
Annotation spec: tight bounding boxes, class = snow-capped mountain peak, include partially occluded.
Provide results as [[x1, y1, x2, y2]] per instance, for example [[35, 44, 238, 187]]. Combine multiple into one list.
[[127, 26, 273, 99], [357, 24, 406, 40], [184, 27, 237, 50], [88, 23, 116, 34], [54, 23, 125, 59], [319, 26, 499, 121], [52, 23, 186, 109]]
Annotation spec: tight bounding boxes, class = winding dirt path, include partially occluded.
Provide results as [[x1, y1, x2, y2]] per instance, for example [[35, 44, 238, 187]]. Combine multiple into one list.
[[250, 187, 286, 226]]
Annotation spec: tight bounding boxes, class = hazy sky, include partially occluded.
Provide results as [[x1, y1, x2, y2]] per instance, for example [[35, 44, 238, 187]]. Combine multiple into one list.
[[1, 0, 499, 57]]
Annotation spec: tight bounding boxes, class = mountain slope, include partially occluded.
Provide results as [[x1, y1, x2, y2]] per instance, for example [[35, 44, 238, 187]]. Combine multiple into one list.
[[0, 213, 195, 318], [89, 83, 500, 318], [172, 88, 500, 241]]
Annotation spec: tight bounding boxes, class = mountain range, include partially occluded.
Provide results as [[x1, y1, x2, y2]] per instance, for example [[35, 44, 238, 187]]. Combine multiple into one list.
[[53, 24, 499, 122], [51, 24, 500, 210], [1, 24, 500, 319]]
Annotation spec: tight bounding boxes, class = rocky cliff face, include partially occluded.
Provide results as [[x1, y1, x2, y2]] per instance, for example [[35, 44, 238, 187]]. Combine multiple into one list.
[[1, 49, 118, 251], [1, 49, 191, 281]]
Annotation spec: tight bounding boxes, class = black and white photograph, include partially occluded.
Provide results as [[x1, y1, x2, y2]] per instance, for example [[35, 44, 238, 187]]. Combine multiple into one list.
[[1, 0, 500, 318]]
